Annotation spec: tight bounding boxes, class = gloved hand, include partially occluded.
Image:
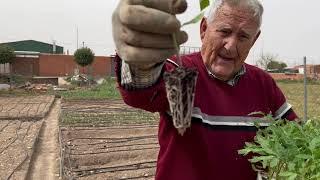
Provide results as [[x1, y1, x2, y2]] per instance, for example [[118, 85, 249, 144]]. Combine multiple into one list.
[[112, 0, 188, 66]]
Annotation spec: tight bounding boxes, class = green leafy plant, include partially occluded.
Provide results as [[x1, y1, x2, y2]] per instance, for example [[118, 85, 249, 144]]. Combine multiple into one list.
[[73, 47, 95, 67], [172, 0, 212, 60], [0, 45, 15, 64], [239, 118, 320, 180], [0, 45, 15, 88], [182, 0, 210, 26], [73, 47, 95, 86]]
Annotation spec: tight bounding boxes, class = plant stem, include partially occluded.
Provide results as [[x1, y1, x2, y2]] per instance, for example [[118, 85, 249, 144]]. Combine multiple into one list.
[[172, 33, 182, 66], [275, 162, 285, 179], [269, 169, 275, 180]]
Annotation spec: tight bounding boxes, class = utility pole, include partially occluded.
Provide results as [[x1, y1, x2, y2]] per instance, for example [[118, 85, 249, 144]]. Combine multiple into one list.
[[82, 41, 85, 48], [76, 26, 79, 50], [303, 56, 308, 122], [52, 40, 56, 54]]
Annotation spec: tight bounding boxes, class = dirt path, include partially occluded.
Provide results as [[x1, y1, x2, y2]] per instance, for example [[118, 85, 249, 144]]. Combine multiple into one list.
[[26, 99, 61, 180]]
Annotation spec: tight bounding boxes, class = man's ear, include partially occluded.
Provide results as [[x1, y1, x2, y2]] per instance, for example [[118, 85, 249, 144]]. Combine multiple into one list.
[[252, 30, 261, 46], [200, 18, 208, 42]]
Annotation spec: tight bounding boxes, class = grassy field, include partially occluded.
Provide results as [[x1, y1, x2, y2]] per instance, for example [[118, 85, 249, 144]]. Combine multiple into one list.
[[61, 109, 158, 126], [56, 78, 319, 117], [1, 76, 319, 122], [56, 77, 121, 100], [277, 81, 320, 118], [57, 78, 319, 126]]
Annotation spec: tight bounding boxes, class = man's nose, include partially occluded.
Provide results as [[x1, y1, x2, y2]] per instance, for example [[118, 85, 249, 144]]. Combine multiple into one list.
[[223, 36, 238, 55]]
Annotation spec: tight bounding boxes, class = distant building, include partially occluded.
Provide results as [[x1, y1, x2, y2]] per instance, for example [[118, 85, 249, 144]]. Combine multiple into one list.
[[292, 65, 320, 75], [269, 64, 320, 81], [0, 40, 64, 54]]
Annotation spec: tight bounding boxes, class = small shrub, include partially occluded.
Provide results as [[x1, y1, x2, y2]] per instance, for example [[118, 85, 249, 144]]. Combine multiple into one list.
[[0, 45, 15, 64], [73, 47, 94, 67]]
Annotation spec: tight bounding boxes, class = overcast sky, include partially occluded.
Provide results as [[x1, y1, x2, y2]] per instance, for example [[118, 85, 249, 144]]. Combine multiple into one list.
[[0, 0, 319, 66]]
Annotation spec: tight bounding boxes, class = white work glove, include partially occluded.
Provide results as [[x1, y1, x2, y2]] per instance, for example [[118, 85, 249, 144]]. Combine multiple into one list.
[[112, 0, 188, 67]]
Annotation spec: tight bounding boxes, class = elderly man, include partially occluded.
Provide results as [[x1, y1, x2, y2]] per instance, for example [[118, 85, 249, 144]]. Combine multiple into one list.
[[112, 0, 297, 179]]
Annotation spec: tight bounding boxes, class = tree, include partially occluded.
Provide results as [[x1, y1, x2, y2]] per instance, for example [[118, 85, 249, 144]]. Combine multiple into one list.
[[256, 53, 277, 70], [0, 45, 15, 64], [73, 47, 95, 86], [279, 62, 288, 70], [73, 47, 95, 67], [0, 45, 15, 87], [267, 60, 287, 70]]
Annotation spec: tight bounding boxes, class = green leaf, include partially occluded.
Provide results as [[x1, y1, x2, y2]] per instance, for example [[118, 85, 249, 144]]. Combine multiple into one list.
[[238, 149, 250, 156], [287, 163, 295, 171], [249, 156, 274, 163], [309, 137, 320, 150], [199, 0, 210, 11], [296, 154, 312, 159], [182, 11, 205, 27], [279, 172, 298, 180], [270, 158, 279, 168], [279, 172, 298, 177]]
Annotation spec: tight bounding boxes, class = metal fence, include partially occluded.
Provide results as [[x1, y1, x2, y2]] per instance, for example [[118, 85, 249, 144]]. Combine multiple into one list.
[[0, 63, 10, 74], [180, 46, 201, 55]]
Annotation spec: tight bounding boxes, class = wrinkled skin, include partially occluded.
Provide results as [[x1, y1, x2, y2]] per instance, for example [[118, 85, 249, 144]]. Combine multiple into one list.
[[200, 3, 261, 81], [112, 0, 188, 66]]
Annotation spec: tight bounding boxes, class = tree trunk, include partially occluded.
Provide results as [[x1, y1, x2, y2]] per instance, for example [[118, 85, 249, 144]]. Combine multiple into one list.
[[9, 63, 12, 89], [87, 65, 91, 87]]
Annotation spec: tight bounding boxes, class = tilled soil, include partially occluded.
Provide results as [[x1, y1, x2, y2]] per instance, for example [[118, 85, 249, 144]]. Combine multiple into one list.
[[0, 120, 43, 180], [0, 95, 55, 120], [61, 125, 159, 180]]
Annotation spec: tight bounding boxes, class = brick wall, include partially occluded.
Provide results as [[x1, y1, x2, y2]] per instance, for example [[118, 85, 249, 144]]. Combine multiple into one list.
[[11, 57, 39, 76], [38, 54, 112, 77], [7, 54, 113, 77], [311, 65, 320, 74], [269, 73, 305, 81]]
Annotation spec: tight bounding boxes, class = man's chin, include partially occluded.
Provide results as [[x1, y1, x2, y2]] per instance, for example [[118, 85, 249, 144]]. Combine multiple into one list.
[[212, 72, 232, 81], [211, 68, 234, 81]]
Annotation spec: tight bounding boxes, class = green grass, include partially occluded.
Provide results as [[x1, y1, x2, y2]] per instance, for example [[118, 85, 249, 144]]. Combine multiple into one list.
[[56, 77, 121, 100], [277, 81, 320, 119], [57, 78, 319, 119], [0, 89, 41, 97], [53, 78, 320, 119], [61, 111, 158, 126]]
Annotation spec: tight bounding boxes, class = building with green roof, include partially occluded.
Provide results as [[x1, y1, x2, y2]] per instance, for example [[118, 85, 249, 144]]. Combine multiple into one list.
[[0, 40, 64, 54]]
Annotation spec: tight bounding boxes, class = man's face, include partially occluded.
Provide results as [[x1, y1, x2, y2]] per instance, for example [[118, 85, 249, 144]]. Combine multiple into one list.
[[200, 3, 260, 81]]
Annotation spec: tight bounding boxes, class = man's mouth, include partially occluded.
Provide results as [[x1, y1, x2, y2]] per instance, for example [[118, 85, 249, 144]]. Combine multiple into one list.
[[217, 55, 234, 61]]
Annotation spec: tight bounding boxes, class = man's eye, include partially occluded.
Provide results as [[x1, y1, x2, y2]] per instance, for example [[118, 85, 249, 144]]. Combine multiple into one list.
[[242, 35, 249, 39], [217, 29, 230, 35], [239, 35, 249, 41]]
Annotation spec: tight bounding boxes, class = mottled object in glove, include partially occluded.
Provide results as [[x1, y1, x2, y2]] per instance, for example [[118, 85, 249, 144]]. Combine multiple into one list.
[[164, 66, 198, 135]]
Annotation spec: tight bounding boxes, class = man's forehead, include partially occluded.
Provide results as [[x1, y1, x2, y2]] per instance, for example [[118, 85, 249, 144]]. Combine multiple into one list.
[[213, 6, 260, 34], [214, 4, 259, 25], [215, 22, 258, 35]]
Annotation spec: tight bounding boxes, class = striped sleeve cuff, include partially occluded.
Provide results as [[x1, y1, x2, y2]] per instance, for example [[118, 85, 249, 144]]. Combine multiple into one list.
[[274, 102, 292, 120], [121, 60, 164, 89]]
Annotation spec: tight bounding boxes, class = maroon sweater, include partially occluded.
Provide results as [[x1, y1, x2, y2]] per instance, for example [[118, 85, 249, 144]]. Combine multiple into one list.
[[116, 52, 297, 180]]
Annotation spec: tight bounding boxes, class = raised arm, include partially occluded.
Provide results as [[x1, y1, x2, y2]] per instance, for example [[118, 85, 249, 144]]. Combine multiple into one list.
[[112, 0, 188, 112]]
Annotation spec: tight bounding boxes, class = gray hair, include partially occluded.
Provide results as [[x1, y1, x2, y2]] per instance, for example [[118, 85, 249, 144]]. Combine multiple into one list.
[[205, 0, 264, 27]]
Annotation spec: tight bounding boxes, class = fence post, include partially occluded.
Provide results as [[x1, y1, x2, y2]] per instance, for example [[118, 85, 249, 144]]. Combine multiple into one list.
[[303, 56, 307, 122]]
